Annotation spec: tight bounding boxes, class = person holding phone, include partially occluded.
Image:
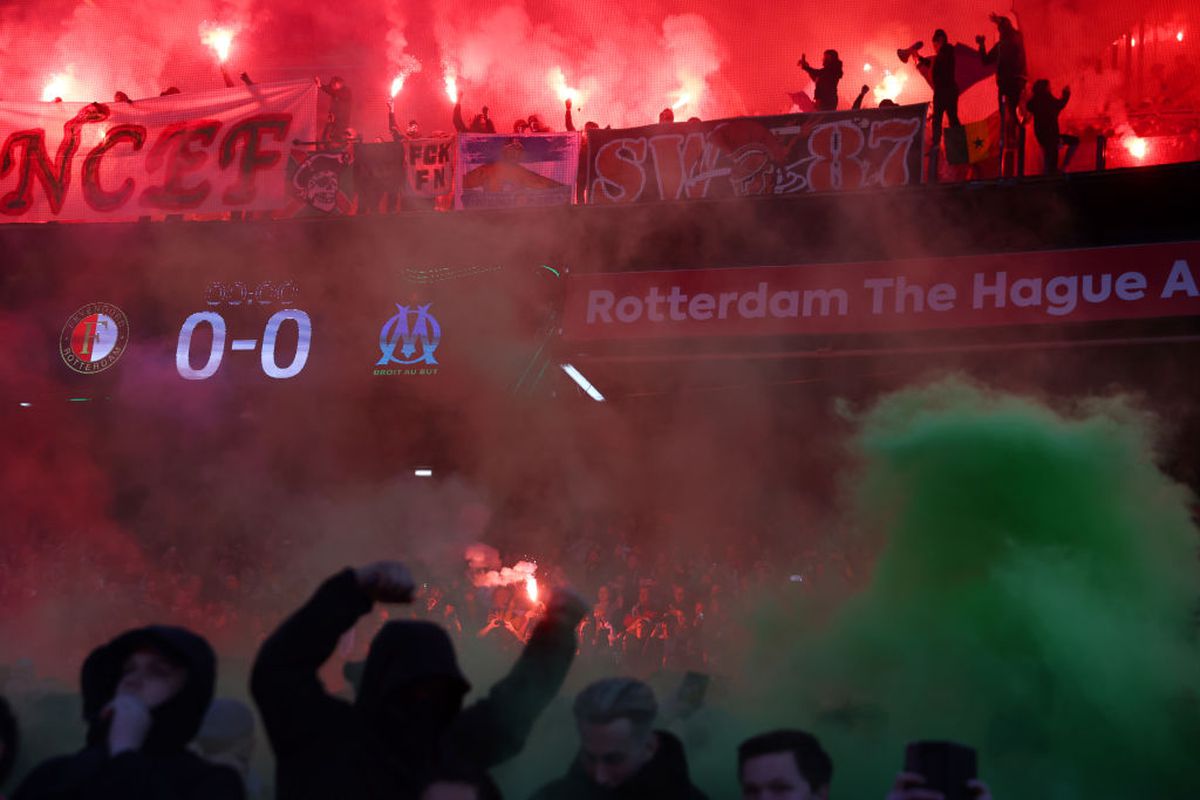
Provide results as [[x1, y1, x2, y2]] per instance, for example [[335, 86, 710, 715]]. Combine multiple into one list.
[[885, 741, 993, 800]]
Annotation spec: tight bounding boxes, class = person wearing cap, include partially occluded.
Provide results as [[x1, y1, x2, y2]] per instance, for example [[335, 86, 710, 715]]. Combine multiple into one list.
[[12, 626, 243, 800], [530, 678, 708, 800], [252, 561, 586, 800]]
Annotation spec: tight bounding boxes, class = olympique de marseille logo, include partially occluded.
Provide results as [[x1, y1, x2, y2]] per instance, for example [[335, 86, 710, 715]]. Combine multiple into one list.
[[60, 302, 130, 374], [376, 303, 441, 366]]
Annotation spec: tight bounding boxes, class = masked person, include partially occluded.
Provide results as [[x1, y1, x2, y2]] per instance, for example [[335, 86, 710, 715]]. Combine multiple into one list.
[[12, 626, 243, 800], [530, 678, 707, 800], [252, 561, 586, 800]]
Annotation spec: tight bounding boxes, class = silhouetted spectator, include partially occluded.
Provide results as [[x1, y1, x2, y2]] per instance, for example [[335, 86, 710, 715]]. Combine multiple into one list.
[[12, 626, 243, 800], [977, 14, 1026, 139], [388, 99, 420, 142], [798, 50, 844, 111], [113, 91, 132, 105], [738, 730, 832, 800], [1026, 79, 1072, 174], [659, 108, 675, 125], [530, 678, 708, 800], [251, 561, 585, 800], [318, 75, 353, 130], [513, 119, 530, 134], [453, 95, 496, 133], [851, 84, 870, 110], [527, 114, 549, 133], [0, 695, 16, 798], [917, 30, 961, 152]]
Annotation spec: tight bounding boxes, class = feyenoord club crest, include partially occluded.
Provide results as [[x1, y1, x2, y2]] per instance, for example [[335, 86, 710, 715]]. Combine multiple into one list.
[[60, 302, 130, 374]]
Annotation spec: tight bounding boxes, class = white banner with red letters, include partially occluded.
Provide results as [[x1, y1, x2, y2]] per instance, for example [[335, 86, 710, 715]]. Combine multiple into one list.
[[0, 80, 318, 223]]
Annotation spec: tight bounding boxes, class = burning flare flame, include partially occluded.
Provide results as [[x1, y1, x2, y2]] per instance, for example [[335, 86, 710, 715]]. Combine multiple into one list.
[[549, 66, 584, 106], [873, 69, 908, 104], [1124, 136, 1148, 160], [199, 22, 238, 63], [443, 69, 459, 103], [465, 545, 539, 601], [390, 76, 405, 98], [41, 73, 71, 102]]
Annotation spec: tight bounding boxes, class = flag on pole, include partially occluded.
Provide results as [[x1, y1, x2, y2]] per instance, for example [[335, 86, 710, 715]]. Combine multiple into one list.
[[945, 112, 1001, 165], [910, 43, 996, 93]]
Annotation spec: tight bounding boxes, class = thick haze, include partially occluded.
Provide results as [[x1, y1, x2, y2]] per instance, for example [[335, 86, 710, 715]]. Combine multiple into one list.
[[2, 0, 1193, 133]]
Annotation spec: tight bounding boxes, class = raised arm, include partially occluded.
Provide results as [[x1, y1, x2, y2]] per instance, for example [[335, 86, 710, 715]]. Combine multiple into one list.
[[1057, 86, 1071, 111], [251, 564, 410, 755], [448, 589, 587, 768], [453, 92, 468, 133]]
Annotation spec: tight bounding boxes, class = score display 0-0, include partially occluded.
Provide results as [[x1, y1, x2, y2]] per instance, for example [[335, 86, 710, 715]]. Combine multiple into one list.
[[175, 308, 312, 380]]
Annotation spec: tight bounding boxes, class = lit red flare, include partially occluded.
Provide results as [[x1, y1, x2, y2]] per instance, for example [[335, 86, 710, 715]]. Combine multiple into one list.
[[41, 74, 70, 102], [466, 545, 540, 601], [199, 22, 238, 64], [1124, 136, 1148, 160], [549, 66, 584, 106], [390, 76, 405, 98], [444, 72, 459, 103], [873, 69, 907, 104]]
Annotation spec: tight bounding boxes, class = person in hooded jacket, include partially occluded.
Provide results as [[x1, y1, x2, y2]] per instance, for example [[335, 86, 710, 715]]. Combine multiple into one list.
[[915, 30, 961, 153], [797, 50, 844, 112], [976, 14, 1027, 146], [529, 678, 707, 800], [12, 626, 243, 800], [251, 560, 586, 800], [1025, 79, 1072, 175]]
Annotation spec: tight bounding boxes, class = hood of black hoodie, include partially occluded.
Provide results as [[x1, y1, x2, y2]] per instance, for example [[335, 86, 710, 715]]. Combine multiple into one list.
[[82, 625, 216, 754], [357, 620, 471, 710]]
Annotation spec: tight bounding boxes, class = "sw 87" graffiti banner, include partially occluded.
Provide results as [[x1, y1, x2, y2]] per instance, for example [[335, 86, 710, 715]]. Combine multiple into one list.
[[0, 80, 318, 223], [584, 104, 926, 204]]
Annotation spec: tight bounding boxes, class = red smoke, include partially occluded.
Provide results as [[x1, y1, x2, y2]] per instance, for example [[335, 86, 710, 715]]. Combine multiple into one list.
[[2, 0, 1194, 137]]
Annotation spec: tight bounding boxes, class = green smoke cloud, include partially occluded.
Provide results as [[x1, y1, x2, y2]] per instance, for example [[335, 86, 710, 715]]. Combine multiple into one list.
[[729, 378, 1200, 800]]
